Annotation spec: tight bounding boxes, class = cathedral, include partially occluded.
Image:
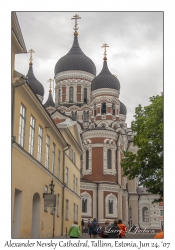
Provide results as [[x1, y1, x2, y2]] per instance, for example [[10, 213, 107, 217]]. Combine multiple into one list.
[[12, 13, 162, 237]]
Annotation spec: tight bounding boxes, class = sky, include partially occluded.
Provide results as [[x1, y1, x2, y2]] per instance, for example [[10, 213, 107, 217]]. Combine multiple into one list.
[[15, 11, 163, 128]]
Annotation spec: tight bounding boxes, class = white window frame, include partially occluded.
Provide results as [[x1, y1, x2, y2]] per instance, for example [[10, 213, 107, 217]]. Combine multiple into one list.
[[105, 193, 118, 218], [103, 142, 116, 175], [45, 135, 50, 169], [65, 167, 68, 186], [81, 191, 92, 217], [65, 199, 69, 220], [52, 143, 56, 174], [18, 104, 26, 147], [29, 116, 35, 155], [37, 126, 43, 162], [75, 177, 78, 194], [82, 145, 92, 176], [58, 150, 61, 179]]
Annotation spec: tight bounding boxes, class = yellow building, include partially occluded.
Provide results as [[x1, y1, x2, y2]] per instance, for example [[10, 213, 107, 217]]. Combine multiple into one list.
[[12, 12, 82, 238]]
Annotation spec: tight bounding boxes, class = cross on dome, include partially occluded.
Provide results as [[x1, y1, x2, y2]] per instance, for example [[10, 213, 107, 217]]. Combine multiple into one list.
[[28, 49, 35, 65], [71, 14, 81, 36], [101, 43, 109, 61], [48, 78, 54, 93]]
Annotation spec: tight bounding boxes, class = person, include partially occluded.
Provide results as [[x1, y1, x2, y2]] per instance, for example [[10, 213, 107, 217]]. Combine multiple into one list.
[[100, 220, 110, 238], [88, 219, 91, 232], [81, 219, 85, 234], [118, 219, 126, 238], [68, 221, 81, 238], [154, 229, 164, 239], [90, 218, 99, 238], [108, 219, 120, 238]]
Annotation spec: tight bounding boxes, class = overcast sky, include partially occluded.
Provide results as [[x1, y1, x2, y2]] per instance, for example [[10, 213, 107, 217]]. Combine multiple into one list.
[[15, 12, 163, 128]]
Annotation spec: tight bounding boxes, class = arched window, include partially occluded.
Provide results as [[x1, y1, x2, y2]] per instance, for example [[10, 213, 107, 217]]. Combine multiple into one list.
[[142, 207, 149, 222], [69, 87, 74, 102], [101, 103, 106, 114], [82, 199, 87, 212], [105, 193, 117, 217], [72, 111, 77, 120], [84, 88, 87, 103], [83, 111, 89, 122], [107, 149, 112, 169], [58, 89, 61, 103], [86, 150, 89, 170], [108, 200, 113, 214], [112, 103, 115, 115]]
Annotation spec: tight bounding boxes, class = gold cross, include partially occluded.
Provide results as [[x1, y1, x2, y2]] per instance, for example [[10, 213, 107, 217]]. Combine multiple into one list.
[[48, 78, 54, 92], [101, 43, 109, 60], [71, 14, 81, 36], [28, 49, 35, 65]]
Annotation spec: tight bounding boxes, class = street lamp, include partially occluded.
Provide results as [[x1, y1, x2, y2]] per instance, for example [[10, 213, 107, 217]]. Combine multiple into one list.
[[129, 206, 132, 228], [49, 179, 55, 194]]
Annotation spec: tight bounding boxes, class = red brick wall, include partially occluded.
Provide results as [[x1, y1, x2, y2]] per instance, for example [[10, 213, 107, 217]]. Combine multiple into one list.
[[77, 85, 81, 102]]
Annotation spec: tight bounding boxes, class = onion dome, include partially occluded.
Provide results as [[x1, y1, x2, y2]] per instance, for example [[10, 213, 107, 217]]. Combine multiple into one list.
[[91, 60, 120, 91], [26, 49, 44, 98], [119, 101, 127, 116], [44, 79, 55, 108], [54, 36, 96, 76]]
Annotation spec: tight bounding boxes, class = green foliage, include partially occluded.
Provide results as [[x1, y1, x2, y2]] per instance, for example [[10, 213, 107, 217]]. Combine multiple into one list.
[[121, 94, 163, 202]]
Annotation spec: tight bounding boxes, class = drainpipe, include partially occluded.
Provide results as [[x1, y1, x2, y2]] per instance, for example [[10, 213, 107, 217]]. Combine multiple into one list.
[[96, 183, 99, 221], [61, 144, 70, 235], [138, 194, 141, 227]]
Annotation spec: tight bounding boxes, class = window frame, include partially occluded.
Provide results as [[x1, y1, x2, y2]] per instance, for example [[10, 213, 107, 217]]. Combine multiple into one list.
[[29, 115, 36, 156], [37, 125, 43, 162], [18, 103, 26, 147], [45, 135, 50, 169]]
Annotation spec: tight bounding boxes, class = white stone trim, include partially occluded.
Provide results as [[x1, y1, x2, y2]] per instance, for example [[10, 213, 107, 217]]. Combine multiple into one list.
[[105, 193, 118, 218], [82, 130, 118, 140], [92, 88, 120, 98], [82, 144, 92, 176], [81, 191, 92, 217]]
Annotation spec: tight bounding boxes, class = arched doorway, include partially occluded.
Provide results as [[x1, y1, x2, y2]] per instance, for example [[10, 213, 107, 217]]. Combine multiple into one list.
[[31, 193, 40, 238]]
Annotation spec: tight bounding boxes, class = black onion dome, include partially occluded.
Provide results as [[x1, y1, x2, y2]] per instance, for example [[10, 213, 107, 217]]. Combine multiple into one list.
[[44, 92, 55, 108], [119, 101, 127, 116], [26, 65, 44, 97], [91, 60, 120, 91], [54, 36, 96, 76]]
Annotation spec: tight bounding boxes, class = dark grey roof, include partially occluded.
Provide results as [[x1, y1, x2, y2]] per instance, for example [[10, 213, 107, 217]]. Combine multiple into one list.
[[44, 92, 55, 108], [26, 65, 44, 97], [91, 60, 120, 91], [54, 36, 96, 76], [119, 101, 127, 115]]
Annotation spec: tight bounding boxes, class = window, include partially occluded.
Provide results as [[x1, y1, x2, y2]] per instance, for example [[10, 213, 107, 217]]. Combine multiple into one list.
[[29, 116, 35, 155], [45, 135, 50, 169], [75, 177, 78, 194], [107, 149, 112, 169], [44, 186, 48, 212], [72, 111, 77, 120], [109, 200, 113, 214], [69, 148, 73, 160], [57, 194, 60, 216], [160, 210, 163, 216], [69, 87, 74, 102], [142, 207, 149, 222], [58, 150, 61, 179], [65, 167, 68, 186], [86, 150, 89, 170], [83, 111, 89, 122], [84, 88, 87, 103], [73, 174, 75, 192], [73, 152, 76, 165], [94, 109, 96, 116], [101, 102, 106, 114], [58, 89, 61, 103], [52, 143, 56, 174], [82, 199, 87, 213], [37, 126, 43, 162], [112, 103, 115, 115], [76, 205, 78, 221], [73, 203, 76, 221], [65, 200, 69, 219], [18, 104, 26, 147]]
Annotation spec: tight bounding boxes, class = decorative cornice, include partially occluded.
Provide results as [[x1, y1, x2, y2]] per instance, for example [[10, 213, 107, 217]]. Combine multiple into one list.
[[55, 70, 95, 83], [82, 130, 118, 140]]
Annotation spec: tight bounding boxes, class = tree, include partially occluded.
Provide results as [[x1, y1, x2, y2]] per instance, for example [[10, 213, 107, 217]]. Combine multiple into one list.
[[121, 94, 163, 202]]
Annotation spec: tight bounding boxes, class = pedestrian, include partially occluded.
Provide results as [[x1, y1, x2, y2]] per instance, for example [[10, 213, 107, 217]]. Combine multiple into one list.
[[68, 221, 81, 238], [100, 220, 110, 238], [81, 219, 85, 234], [118, 219, 126, 238], [90, 218, 99, 238], [108, 219, 120, 238], [88, 219, 91, 232], [154, 228, 164, 239]]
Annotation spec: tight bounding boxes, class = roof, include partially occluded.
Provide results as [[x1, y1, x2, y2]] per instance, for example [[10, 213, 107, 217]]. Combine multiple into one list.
[[119, 101, 127, 115], [44, 92, 55, 108], [91, 60, 120, 91], [54, 36, 96, 76], [26, 65, 44, 97]]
